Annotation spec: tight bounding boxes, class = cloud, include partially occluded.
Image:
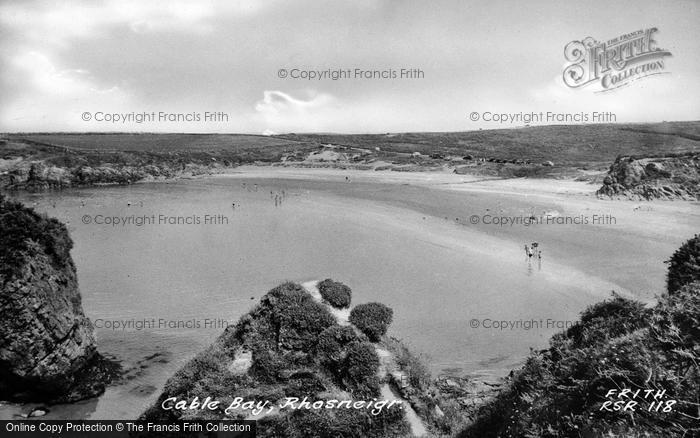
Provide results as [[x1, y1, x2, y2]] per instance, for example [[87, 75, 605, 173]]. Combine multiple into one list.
[[13, 52, 100, 95], [528, 72, 699, 124], [1, 0, 698, 133], [254, 90, 340, 133], [0, 0, 270, 46], [0, 51, 130, 130]]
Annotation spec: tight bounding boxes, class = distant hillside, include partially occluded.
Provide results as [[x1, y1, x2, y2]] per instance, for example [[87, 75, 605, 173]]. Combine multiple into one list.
[[2, 122, 699, 189], [2, 133, 307, 153], [279, 121, 700, 169]]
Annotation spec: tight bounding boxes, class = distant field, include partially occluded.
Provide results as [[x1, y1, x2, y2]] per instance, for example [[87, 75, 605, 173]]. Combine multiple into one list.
[[3, 122, 699, 171], [280, 121, 700, 167], [4, 133, 306, 153]]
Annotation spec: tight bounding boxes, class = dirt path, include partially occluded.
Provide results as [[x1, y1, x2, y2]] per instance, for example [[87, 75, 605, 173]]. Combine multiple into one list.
[[303, 280, 429, 437]]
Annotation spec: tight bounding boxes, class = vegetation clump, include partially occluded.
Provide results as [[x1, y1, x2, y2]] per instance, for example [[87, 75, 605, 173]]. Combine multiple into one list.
[[343, 341, 381, 397], [317, 279, 352, 308], [349, 302, 394, 342], [142, 282, 409, 437], [317, 325, 362, 365], [666, 234, 700, 294], [0, 194, 73, 280]]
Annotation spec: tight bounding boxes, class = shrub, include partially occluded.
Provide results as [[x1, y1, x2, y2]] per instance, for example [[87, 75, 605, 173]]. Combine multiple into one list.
[[317, 279, 352, 309], [385, 337, 431, 391], [558, 293, 649, 349], [0, 194, 74, 279], [349, 303, 393, 342], [459, 284, 700, 438], [317, 325, 362, 364], [649, 281, 700, 379], [667, 234, 700, 294], [251, 348, 286, 383], [265, 283, 336, 351], [343, 341, 380, 397]]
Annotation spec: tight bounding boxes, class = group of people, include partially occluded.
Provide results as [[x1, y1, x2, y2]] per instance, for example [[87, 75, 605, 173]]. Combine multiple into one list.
[[525, 242, 542, 259], [231, 186, 289, 210], [271, 189, 286, 207]]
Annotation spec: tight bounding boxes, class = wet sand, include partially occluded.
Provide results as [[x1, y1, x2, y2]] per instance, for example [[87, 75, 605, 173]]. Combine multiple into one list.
[[217, 166, 698, 299]]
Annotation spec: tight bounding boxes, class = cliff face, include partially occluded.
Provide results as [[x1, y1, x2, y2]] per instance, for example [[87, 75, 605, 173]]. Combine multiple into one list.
[[0, 195, 113, 401], [597, 153, 699, 200]]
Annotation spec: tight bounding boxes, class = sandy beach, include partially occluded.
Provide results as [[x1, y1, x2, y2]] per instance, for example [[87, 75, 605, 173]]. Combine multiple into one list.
[[217, 166, 699, 299]]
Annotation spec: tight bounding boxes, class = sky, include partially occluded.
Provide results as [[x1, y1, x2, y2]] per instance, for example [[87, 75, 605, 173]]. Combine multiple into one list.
[[0, 0, 698, 134]]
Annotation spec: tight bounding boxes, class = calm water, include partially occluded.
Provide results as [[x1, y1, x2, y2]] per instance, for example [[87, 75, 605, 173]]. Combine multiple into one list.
[[3, 175, 670, 419]]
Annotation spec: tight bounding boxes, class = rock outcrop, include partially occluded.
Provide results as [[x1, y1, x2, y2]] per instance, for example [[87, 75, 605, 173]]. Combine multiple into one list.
[[0, 195, 116, 402], [1, 159, 221, 191], [597, 153, 699, 200]]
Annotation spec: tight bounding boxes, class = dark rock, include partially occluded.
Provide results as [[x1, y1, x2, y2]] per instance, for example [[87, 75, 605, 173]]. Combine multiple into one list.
[[596, 153, 699, 200]]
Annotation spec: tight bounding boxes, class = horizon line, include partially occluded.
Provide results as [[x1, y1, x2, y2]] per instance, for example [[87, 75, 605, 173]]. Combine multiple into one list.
[[2, 119, 699, 137]]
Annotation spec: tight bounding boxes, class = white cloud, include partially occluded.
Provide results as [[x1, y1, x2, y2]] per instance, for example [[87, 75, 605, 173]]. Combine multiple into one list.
[[13, 52, 99, 95], [0, 0, 270, 45], [254, 90, 340, 133], [1, 0, 698, 132], [1, 51, 130, 131]]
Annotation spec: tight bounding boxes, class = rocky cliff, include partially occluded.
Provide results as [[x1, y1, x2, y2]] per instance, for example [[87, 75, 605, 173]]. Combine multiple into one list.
[[1, 159, 220, 191], [597, 153, 699, 200], [0, 195, 116, 402]]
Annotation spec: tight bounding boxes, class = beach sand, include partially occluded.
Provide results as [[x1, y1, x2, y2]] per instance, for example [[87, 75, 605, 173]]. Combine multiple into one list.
[[217, 166, 698, 301]]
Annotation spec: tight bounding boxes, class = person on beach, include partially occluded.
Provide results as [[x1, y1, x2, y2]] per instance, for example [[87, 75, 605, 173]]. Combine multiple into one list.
[[538, 250, 542, 259]]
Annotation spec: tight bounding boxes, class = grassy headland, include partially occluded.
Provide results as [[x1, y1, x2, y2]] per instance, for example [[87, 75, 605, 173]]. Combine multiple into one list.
[[456, 235, 700, 438], [141, 281, 413, 437]]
